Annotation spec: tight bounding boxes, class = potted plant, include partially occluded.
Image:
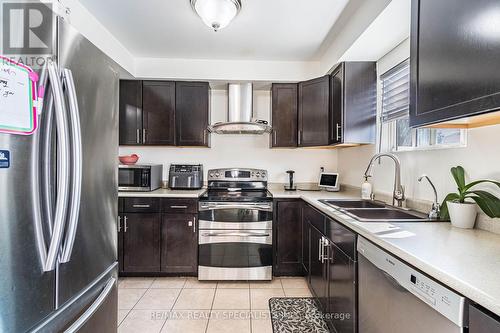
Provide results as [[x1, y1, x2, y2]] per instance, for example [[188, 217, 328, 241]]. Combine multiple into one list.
[[441, 166, 500, 229]]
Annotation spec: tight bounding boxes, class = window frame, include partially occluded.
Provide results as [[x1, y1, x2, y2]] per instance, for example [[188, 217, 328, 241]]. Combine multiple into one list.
[[379, 59, 467, 153]]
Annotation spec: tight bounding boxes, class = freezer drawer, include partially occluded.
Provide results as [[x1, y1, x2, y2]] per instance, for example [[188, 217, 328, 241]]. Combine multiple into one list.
[[63, 279, 117, 333], [33, 264, 118, 333]]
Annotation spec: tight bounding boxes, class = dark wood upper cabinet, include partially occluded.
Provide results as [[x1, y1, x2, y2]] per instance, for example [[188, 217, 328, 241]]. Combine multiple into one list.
[[119, 80, 210, 147], [330, 62, 377, 145], [298, 76, 330, 147], [410, 0, 500, 127], [119, 80, 142, 145], [175, 81, 210, 147], [142, 81, 176, 145], [274, 200, 303, 276], [271, 83, 298, 147], [161, 213, 198, 274], [122, 213, 161, 273]]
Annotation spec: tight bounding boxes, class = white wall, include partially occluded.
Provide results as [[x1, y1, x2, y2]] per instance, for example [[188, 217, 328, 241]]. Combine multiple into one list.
[[59, 0, 135, 75], [119, 90, 338, 183], [338, 39, 500, 202], [318, 0, 391, 74], [135, 58, 320, 82]]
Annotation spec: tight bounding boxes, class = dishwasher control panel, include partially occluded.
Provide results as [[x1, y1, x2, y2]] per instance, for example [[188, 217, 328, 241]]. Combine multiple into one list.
[[357, 237, 467, 327]]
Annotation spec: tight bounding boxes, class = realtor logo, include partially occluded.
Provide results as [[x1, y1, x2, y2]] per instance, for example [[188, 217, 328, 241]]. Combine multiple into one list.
[[2, 1, 53, 55], [0, 150, 10, 168]]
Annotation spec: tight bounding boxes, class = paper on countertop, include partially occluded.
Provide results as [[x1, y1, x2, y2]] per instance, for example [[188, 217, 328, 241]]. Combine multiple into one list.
[[380, 230, 416, 239], [356, 222, 401, 234]]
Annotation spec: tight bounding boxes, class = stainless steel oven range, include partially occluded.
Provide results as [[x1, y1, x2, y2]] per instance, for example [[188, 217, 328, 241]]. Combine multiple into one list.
[[198, 168, 273, 280]]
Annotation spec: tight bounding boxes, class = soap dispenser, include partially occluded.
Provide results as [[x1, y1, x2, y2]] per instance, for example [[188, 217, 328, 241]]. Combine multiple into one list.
[[361, 175, 372, 200]]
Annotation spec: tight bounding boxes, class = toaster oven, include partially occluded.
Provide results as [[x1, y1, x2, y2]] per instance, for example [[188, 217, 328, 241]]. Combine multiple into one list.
[[168, 164, 203, 189]]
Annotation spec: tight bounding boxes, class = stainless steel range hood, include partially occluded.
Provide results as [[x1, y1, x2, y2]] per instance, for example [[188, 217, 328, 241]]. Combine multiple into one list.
[[208, 83, 272, 134]]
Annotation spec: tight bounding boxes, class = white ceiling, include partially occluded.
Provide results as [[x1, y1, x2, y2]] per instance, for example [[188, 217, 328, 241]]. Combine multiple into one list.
[[339, 0, 410, 62], [77, 0, 349, 61]]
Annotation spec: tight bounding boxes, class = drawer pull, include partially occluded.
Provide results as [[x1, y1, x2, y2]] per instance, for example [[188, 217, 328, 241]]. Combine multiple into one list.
[[132, 204, 151, 208], [170, 205, 188, 209]]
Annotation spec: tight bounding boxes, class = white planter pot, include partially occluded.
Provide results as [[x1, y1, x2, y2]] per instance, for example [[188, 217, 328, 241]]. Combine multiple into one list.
[[447, 201, 477, 229]]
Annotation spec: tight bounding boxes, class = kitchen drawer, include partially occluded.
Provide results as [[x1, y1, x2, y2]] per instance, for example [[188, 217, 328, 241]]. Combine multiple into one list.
[[325, 217, 356, 259], [123, 197, 160, 213], [118, 198, 124, 213], [162, 198, 198, 214]]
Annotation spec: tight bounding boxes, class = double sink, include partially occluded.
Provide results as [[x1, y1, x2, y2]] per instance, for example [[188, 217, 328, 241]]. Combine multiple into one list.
[[319, 199, 435, 223]]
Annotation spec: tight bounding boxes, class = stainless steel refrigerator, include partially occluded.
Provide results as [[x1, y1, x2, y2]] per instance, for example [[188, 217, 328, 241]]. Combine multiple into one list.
[[0, 2, 119, 332]]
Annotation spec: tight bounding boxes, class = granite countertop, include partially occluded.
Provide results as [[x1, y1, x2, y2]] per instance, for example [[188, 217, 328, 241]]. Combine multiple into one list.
[[268, 187, 500, 317], [119, 185, 500, 316], [118, 188, 206, 198]]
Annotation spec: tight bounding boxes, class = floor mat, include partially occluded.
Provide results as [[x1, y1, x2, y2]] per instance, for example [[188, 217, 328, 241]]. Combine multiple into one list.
[[269, 297, 329, 333]]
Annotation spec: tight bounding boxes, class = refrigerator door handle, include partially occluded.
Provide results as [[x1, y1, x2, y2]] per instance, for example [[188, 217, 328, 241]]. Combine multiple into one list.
[[43, 59, 71, 272], [63, 277, 116, 333], [60, 68, 83, 263]]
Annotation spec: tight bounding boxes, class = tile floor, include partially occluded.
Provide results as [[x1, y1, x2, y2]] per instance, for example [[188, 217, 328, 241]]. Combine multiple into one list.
[[117, 276, 312, 333]]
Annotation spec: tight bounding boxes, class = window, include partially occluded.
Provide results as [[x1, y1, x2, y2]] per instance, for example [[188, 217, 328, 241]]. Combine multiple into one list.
[[379, 59, 466, 152]]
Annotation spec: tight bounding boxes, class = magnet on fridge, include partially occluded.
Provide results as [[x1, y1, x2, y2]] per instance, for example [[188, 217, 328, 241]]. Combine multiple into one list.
[[0, 150, 10, 168]]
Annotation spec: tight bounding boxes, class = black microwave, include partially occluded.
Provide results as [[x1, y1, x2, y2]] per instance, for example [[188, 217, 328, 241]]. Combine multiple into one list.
[[118, 164, 162, 192]]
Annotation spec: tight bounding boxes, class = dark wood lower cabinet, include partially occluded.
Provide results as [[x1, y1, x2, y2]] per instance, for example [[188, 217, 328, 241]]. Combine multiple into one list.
[[161, 214, 198, 274], [309, 226, 329, 310], [327, 243, 356, 333], [302, 205, 326, 274], [122, 213, 161, 273], [119, 198, 198, 276], [274, 200, 304, 276], [306, 204, 357, 333]]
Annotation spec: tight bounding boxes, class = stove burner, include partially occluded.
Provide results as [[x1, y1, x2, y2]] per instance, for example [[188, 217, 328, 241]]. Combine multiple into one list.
[[200, 190, 273, 202], [201, 168, 271, 202]]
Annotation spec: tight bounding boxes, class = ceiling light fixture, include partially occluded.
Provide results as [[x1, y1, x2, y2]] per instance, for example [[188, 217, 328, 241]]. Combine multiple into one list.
[[190, 0, 242, 32]]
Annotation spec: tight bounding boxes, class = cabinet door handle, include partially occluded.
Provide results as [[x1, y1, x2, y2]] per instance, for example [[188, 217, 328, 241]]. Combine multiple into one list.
[[298, 130, 302, 145], [142, 129, 146, 143], [318, 238, 322, 261], [133, 204, 150, 208], [123, 216, 128, 232], [193, 216, 196, 233], [336, 123, 341, 141], [273, 130, 277, 145], [321, 237, 330, 263], [203, 129, 207, 145], [118, 216, 121, 232], [136, 129, 140, 144], [170, 205, 188, 209]]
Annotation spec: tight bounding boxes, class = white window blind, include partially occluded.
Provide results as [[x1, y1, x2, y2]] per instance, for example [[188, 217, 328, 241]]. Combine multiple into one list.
[[381, 59, 410, 122]]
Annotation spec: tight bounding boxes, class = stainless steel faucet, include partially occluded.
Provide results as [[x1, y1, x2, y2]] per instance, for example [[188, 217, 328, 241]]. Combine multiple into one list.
[[364, 153, 405, 207], [418, 174, 440, 219]]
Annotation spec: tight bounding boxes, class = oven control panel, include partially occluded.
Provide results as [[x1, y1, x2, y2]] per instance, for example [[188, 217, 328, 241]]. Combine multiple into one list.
[[208, 168, 268, 181]]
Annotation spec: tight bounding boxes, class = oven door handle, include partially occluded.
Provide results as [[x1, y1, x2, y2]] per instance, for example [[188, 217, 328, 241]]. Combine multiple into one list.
[[201, 232, 270, 237], [199, 204, 272, 211]]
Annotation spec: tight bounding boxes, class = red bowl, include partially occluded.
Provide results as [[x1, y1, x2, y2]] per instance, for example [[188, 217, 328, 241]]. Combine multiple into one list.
[[119, 154, 139, 165]]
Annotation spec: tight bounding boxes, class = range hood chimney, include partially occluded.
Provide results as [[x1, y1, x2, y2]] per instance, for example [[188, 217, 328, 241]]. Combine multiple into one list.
[[208, 83, 272, 134]]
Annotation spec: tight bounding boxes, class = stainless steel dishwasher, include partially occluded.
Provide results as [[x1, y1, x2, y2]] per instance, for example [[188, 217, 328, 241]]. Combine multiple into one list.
[[357, 237, 468, 333]]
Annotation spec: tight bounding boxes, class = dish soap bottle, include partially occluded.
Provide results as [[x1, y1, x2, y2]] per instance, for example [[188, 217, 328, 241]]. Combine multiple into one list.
[[361, 176, 372, 200]]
